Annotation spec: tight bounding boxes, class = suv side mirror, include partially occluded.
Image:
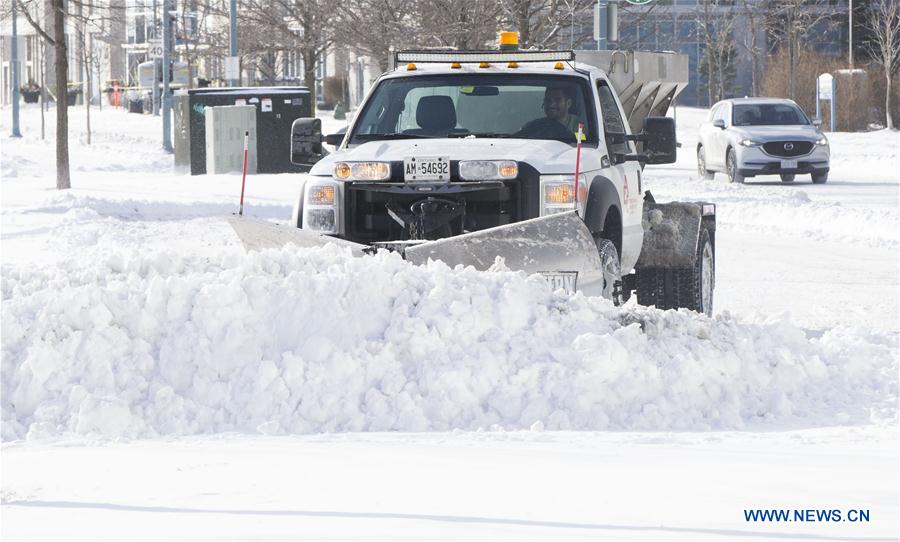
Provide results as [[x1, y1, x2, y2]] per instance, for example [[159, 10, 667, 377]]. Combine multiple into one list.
[[713, 119, 726, 129], [291, 118, 325, 170], [639, 117, 677, 164], [325, 126, 347, 147], [812, 118, 823, 127]]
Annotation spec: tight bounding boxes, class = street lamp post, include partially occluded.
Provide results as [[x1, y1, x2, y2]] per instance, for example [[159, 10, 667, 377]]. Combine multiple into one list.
[[849, 0, 854, 68], [11, 0, 22, 137], [229, 0, 238, 86], [162, 0, 173, 152]]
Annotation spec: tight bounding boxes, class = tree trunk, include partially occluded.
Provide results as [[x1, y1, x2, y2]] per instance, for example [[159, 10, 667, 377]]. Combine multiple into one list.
[[788, 35, 795, 100], [84, 34, 91, 145], [886, 72, 894, 130], [303, 48, 317, 116], [54, 0, 71, 189], [40, 38, 45, 140]]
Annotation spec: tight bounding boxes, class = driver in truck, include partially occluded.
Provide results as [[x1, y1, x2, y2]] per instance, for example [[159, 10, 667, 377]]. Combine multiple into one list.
[[519, 86, 581, 138]]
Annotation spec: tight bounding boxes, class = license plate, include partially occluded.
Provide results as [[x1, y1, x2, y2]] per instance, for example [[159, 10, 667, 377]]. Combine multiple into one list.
[[404, 156, 450, 181], [540, 272, 578, 293], [781, 159, 797, 169]]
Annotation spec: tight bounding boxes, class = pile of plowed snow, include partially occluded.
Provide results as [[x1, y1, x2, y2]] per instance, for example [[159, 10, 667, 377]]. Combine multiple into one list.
[[2, 245, 896, 440]]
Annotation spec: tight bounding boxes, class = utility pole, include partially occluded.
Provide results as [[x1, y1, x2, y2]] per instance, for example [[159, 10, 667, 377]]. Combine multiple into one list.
[[153, 0, 160, 115], [228, 0, 238, 86], [10, 0, 22, 137], [849, 0, 854, 68], [162, 0, 173, 152]]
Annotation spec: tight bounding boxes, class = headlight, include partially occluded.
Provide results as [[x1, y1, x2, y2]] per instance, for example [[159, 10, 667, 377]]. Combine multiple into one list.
[[333, 161, 391, 181], [540, 175, 586, 216], [307, 185, 335, 205], [303, 179, 340, 234], [459, 160, 518, 180], [739, 138, 761, 147], [816, 136, 828, 146]]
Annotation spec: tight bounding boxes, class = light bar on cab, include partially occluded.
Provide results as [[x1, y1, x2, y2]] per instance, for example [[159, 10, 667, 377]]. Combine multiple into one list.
[[395, 50, 575, 64]]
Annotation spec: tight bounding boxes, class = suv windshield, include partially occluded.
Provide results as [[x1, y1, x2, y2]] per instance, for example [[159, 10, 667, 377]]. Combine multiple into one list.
[[732, 103, 809, 126], [349, 74, 597, 145]]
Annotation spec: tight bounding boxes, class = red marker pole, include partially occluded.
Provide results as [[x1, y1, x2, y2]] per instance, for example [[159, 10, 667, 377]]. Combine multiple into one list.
[[239, 130, 249, 216], [113, 81, 119, 109], [573, 123, 584, 215]]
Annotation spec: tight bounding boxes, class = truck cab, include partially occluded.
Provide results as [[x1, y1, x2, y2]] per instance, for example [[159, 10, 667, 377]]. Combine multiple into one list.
[[282, 45, 716, 315]]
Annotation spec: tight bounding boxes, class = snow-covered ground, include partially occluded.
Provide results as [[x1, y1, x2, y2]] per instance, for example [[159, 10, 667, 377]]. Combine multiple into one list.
[[1, 103, 898, 540]]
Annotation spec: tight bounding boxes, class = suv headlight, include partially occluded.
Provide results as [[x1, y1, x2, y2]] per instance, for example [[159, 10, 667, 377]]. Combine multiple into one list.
[[459, 160, 518, 180], [739, 138, 762, 147], [303, 179, 341, 233], [816, 136, 829, 146], [540, 174, 586, 216], [333, 161, 391, 181]]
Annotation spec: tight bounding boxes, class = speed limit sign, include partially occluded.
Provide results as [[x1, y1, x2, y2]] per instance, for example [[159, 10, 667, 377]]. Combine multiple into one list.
[[147, 39, 163, 59]]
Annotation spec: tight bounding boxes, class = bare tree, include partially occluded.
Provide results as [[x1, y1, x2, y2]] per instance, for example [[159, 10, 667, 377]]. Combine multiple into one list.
[[496, 0, 595, 49], [335, 0, 414, 71], [696, 0, 736, 105], [864, 0, 900, 130], [736, 0, 769, 96], [415, 0, 502, 50], [20, 0, 71, 189], [767, 0, 836, 100], [238, 0, 339, 114]]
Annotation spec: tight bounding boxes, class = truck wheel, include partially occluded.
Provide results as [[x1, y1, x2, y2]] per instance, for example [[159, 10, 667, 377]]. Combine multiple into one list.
[[726, 148, 744, 184], [595, 237, 624, 305], [636, 228, 714, 316], [780, 174, 795, 183], [697, 147, 715, 180], [811, 172, 828, 184]]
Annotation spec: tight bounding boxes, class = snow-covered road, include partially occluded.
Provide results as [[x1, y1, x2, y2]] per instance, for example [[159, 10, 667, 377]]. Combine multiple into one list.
[[1, 104, 897, 540]]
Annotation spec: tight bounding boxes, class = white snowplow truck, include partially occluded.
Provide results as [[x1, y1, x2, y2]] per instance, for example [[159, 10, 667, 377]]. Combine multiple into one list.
[[229, 44, 717, 315]]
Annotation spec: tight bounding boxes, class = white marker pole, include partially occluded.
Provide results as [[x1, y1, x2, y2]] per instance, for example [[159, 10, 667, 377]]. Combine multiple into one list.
[[239, 130, 249, 215]]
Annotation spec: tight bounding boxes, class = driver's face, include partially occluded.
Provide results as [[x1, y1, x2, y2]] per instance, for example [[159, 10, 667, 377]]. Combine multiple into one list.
[[543, 90, 572, 121]]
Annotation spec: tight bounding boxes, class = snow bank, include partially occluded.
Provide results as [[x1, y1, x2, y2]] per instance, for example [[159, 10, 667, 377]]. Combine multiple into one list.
[[2, 244, 895, 440]]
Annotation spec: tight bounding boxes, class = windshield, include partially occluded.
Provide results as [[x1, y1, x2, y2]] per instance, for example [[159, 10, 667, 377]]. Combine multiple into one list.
[[349, 74, 597, 145], [732, 103, 810, 126]]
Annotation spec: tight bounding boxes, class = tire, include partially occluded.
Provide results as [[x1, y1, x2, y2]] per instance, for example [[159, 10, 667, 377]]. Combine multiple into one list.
[[811, 172, 828, 184], [595, 237, 625, 305], [636, 228, 715, 316], [697, 146, 715, 180], [780, 174, 795, 183], [726, 148, 744, 184]]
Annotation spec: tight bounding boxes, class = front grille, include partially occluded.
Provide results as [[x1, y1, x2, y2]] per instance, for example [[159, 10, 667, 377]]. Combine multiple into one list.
[[342, 162, 542, 244], [762, 140, 814, 157]]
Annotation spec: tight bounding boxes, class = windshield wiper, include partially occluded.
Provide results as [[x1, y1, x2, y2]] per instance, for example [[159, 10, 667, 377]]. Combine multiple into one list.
[[447, 132, 514, 139], [352, 133, 435, 141]]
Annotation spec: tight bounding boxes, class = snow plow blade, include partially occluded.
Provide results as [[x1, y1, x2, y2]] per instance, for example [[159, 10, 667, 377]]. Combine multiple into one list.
[[228, 212, 604, 296], [227, 216, 367, 255], [403, 211, 605, 296]]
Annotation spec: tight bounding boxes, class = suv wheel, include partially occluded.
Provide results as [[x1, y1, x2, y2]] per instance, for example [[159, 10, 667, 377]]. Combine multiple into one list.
[[812, 172, 828, 184], [697, 146, 715, 180], [726, 148, 744, 184]]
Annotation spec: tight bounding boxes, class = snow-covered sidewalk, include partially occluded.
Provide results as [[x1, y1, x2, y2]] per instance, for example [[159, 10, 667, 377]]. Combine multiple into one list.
[[2, 104, 897, 539]]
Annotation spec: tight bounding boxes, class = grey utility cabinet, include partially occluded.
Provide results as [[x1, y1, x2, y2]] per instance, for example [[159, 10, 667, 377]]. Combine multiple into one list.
[[204, 105, 258, 175]]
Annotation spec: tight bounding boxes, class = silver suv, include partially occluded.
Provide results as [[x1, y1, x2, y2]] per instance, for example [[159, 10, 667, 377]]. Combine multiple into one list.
[[697, 98, 830, 184]]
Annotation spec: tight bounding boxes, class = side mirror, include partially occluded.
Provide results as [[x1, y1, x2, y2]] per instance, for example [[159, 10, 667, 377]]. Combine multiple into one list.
[[291, 118, 325, 170], [639, 117, 677, 164], [812, 118, 823, 127], [713, 119, 726, 130], [325, 126, 347, 147]]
